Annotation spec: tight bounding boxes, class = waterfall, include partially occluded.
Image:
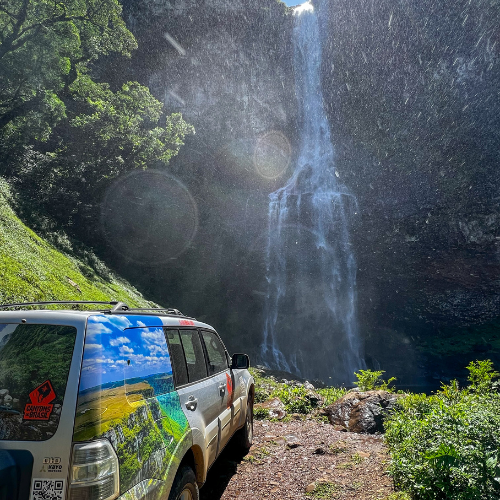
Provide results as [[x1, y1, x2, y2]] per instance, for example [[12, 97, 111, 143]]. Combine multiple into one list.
[[260, 0, 365, 384]]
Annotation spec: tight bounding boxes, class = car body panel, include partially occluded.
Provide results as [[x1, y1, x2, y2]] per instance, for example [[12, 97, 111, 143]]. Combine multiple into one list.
[[216, 371, 233, 451], [0, 311, 86, 500], [176, 376, 220, 478]]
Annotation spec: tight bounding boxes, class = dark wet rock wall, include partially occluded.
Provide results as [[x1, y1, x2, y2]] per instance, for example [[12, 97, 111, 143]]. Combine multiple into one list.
[[95, 0, 297, 367], [321, 0, 500, 385], [94, 0, 500, 386]]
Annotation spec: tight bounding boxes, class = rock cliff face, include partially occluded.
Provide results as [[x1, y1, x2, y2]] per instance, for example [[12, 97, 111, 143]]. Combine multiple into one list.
[[320, 0, 500, 384], [118, 0, 296, 147], [102, 0, 298, 364], [98, 0, 500, 386]]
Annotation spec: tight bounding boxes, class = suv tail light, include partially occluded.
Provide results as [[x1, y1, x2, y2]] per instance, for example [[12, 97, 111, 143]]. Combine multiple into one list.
[[69, 440, 119, 500]]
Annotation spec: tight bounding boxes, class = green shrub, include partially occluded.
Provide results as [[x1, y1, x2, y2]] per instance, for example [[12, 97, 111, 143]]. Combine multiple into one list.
[[466, 359, 500, 395], [271, 385, 315, 414], [305, 482, 339, 498], [316, 386, 348, 405], [382, 494, 412, 500], [353, 369, 396, 392], [249, 367, 279, 403], [249, 367, 347, 416], [254, 386, 271, 403], [384, 360, 500, 500], [253, 407, 270, 420]]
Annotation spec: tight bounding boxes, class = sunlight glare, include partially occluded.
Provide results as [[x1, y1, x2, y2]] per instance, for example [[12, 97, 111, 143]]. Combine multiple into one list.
[[293, 1, 314, 15]]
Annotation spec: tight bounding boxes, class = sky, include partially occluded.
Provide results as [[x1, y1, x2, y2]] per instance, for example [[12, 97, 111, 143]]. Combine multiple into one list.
[[282, 0, 303, 6]]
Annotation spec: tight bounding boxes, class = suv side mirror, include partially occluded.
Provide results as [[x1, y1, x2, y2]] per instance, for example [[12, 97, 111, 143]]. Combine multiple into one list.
[[231, 353, 250, 369]]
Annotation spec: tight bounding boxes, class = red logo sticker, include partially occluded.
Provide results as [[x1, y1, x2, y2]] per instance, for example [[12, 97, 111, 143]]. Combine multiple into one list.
[[23, 380, 56, 421], [226, 373, 234, 409], [179, 319, 195, 326]]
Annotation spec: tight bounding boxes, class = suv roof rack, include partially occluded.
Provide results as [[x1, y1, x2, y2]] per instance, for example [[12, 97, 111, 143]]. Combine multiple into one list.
[[0, 301, 193, 318], [124, 307, 185, 316], [0, 301, 123, 310]]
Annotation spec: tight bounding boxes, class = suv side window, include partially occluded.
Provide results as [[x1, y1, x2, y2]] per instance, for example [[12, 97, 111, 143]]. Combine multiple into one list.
[[201, 330, 228, 376], [165, 329, 189, 387], [179, 329, 208, 383]]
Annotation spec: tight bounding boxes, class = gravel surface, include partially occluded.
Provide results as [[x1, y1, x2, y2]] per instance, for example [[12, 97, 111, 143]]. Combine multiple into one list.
[[200, 419, 396, 499]]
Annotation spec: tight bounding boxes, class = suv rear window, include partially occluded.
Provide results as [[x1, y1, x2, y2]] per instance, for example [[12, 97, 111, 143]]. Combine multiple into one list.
[[0, 323, 77, 441]]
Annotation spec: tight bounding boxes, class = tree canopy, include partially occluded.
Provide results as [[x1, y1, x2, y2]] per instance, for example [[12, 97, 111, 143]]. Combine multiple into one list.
[[0, 0, 137, 138], [0, 0, 194, 240]]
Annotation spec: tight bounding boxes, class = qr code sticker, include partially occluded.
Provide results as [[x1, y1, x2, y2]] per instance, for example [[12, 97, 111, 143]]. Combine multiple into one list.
[[32, 479, 65, 500]]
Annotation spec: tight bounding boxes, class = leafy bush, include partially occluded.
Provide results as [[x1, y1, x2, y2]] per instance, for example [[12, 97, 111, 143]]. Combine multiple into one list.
[[253, 407, 270, 420], [254, 388, 270, 404], [466, 359, 499, 394], [316, 386, 348, 405], [271, 384, 321, 414], [249, 367, 346, 417], [384, 360, 500, 500], [248, 368, 278, 403], [353, 369, 396, 392]]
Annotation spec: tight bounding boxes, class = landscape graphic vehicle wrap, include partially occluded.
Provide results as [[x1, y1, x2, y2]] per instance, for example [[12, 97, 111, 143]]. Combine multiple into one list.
[[73, 315, 190, 495]]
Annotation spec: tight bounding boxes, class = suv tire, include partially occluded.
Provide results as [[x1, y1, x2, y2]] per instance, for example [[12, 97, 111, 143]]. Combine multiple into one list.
[[168, 465, 199, 500], [235, 397, 253, 451]]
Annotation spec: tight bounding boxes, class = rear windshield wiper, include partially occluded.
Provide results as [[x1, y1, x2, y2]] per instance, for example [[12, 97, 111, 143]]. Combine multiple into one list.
[[0, 406, 20, 415]]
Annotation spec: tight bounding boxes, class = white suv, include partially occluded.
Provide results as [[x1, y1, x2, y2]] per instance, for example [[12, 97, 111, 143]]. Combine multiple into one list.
[[0, 301, 254, 500]]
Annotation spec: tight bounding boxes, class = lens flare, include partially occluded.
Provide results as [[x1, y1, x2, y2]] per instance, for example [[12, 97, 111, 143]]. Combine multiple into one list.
[[253, 130, 292, 180], [101, 170, 198, 264]]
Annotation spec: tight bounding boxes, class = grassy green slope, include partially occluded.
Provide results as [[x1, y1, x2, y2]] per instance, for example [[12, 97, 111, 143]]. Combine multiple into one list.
[[0, 178, 151, 306]]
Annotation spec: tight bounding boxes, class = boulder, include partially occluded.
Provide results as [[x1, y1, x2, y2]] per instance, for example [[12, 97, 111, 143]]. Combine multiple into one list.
[[305, 389, 323, 407], [284, 434, 301, 448], [325, 390, 403, 434]]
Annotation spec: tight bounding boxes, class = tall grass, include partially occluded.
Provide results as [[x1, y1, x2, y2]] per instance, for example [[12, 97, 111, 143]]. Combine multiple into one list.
[[0, 178, 151, 306]]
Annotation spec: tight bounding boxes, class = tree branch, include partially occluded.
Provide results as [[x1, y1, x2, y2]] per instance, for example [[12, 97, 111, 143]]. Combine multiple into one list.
[[0, 0, 29, 59], [0, 4, 89, 60], [0, 4, 17, 19], [0, 94, 43, 130]]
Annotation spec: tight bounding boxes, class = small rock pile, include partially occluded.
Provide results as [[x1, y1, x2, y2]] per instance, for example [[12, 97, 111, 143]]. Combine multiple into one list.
[[254, 376, 324, 420], [255, 397, 287, 419]]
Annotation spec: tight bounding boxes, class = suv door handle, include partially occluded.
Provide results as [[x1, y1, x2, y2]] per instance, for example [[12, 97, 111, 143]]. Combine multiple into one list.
[[218, 383, 225, 396], [185, 396, 198, 411]]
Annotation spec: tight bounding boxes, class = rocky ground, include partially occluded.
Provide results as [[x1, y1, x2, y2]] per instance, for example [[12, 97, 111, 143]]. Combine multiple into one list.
[[200, 418, 396, 500]]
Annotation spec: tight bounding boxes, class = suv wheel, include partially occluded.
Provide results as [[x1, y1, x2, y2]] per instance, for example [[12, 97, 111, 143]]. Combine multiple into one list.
[[168, 465, 199, 500], [236, 397, 253, 451]]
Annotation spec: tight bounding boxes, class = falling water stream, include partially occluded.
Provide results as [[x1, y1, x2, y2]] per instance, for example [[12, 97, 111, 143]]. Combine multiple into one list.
[[261, 1, 365, 384]]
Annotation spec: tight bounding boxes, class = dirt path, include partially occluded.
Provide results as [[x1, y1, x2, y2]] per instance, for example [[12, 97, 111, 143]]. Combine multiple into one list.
[[200, 419, 396, 499]]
